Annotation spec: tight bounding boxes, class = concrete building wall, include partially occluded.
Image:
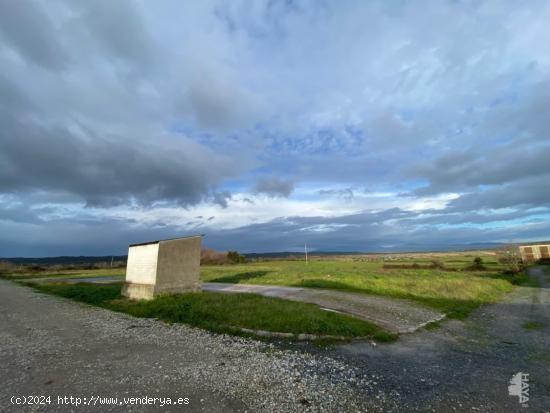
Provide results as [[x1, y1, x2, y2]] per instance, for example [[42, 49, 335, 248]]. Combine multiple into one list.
[[122, 235, 202, 300], [519, 244, 550, 262], [155, 236, 202, 294], [125, 243, 159, 285]]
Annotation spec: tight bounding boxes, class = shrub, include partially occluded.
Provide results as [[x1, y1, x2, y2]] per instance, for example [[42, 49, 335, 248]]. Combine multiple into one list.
[[465, 257, 486, 271], [227, 250, 246, 264], [495, 244, 523, 274], [0, 261, 18, 274], [200, 248, 230, 265]]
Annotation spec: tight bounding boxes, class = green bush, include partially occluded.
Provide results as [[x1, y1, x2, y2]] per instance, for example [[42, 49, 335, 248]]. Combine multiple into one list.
[[227, 251, 246, 264], [465, 257, 486, 271]]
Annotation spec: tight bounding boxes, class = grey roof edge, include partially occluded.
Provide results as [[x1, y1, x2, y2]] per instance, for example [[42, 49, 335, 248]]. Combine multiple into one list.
[[129, 234, 204, 247]]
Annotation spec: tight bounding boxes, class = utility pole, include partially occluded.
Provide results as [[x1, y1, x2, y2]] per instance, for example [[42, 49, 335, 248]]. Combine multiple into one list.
[[305, 243, 308, 264]]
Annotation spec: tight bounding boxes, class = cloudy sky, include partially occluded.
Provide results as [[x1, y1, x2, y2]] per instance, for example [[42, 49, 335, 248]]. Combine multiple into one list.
[[1, 0, 549, 257]]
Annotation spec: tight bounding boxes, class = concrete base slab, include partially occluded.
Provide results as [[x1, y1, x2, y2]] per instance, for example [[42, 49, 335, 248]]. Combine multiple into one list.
[[121, 282, 156, 300], [122, 282, 202, 300]]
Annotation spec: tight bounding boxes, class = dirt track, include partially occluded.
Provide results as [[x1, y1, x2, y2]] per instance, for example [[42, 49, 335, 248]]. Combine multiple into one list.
[[204, 282, 444, 334]]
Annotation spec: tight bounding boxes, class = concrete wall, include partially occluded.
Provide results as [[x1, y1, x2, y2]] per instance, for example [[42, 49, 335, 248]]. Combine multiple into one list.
[[122, 235, 202, 300], [125, 243, 159, 285], [155, 236, 202, 294], [519, 244, 550, 262]]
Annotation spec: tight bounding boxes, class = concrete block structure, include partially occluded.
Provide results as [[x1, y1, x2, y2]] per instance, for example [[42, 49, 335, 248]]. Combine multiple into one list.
[[519, 242, 550, 262], [122, 235, 202, 300]]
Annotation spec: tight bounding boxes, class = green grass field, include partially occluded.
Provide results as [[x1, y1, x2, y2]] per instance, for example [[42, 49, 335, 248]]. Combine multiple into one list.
[[201, 258, 520, 319], [26, 281, 395, 341], [4, 253, 532, 322], [0, 267, 125, 280]]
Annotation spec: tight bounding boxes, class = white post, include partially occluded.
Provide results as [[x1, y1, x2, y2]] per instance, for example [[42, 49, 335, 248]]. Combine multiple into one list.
[[305, 243, 308, 264]]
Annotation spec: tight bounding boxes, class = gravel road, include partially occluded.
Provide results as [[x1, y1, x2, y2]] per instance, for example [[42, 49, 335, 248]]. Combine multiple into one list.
[[0, 279, 392, 412], [1, 268, 549, 412], [331, 267, 550, 412]]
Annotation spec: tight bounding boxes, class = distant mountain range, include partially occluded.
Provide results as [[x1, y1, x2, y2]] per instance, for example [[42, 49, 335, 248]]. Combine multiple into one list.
[[243, 243, 507, 258], [2, 255, 128, 265], [2, 241, 547, 264]]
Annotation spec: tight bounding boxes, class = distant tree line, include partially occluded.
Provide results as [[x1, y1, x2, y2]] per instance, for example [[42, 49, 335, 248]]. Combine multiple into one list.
[[0, 259, 126, 275], [200, 249, 246, 265]]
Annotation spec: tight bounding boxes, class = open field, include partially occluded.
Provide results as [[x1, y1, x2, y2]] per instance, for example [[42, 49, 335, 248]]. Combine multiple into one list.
[[1, 252, 528, 321], [24, 281, 394, 341], [0, 267, 124, 280], [201, 258, 521, 319]]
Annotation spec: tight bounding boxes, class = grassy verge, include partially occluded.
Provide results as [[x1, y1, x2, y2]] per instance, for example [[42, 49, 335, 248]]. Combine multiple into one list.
[[6, 255, 527, 321], [25, 281, 395, 342], [201, 260, 517, 319], [0, 268, 125, 281]]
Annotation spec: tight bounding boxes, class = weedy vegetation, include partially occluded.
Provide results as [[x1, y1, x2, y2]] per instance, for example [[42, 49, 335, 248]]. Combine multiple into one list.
[[5, 250, 540, 337], [25, 281, 395, 342], [201, 257, 522, 319]]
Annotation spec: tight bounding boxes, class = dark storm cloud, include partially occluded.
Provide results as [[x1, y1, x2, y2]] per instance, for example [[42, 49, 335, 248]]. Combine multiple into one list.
[[1, 203, 548, 257], [282, 208, 414, 227], [412, 144, 550, 196], [0, 0, 241, 207], [0, 202, 44, 224], [208, 208, 413, 252], [447, 176, 550, 211], [0, 74, 32, 113], [73, 0, 156, 69], [408, 80, 550, 200], [184, 65, 264, 130], [0, 112, 235, 206], [0, 0, 67, 70], [201, 211, 550, 253], [211, 191, 232, 208], [253, 177, 294, 198], [402, 209, 539, 226], [0, 216, 180, 257]]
